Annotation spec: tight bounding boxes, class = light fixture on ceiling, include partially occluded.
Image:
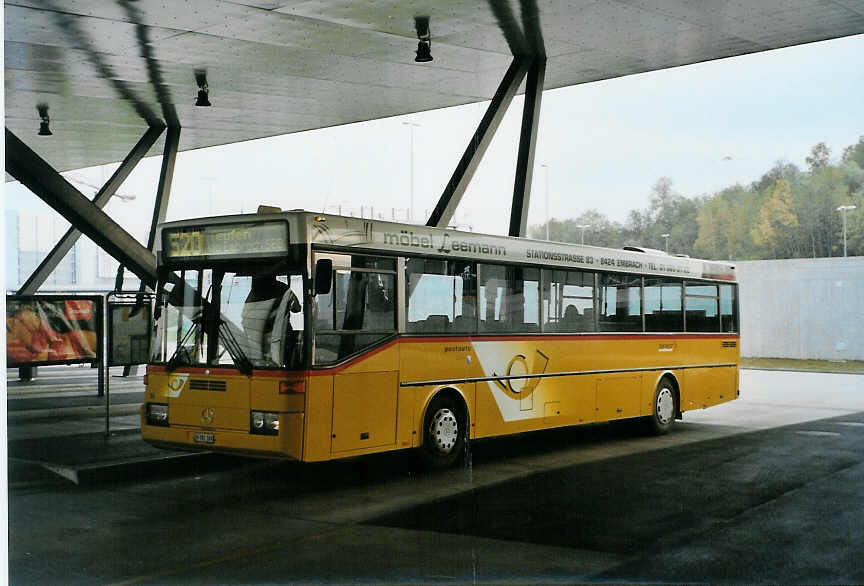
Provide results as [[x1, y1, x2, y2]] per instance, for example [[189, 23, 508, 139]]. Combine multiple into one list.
[[414, 16, 433, 63], [37, 104, 52, 136], [195, 69, 211, 107]]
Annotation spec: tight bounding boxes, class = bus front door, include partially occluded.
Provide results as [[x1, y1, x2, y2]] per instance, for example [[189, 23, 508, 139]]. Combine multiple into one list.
[[331, 370, 399, 453]]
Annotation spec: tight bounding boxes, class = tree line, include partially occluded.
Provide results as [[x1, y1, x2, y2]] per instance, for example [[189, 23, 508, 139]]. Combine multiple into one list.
[[529, 137, 864, 260]]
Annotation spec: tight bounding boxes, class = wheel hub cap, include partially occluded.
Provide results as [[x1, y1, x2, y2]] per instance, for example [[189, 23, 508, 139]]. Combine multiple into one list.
[[657, 388, 674, 424], [431, 408, 459, 454]]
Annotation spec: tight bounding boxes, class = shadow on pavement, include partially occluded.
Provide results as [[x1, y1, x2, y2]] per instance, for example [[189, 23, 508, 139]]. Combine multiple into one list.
[[366, 411, 864, 584]]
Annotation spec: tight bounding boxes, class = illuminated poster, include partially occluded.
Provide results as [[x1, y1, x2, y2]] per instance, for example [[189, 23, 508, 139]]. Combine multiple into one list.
[[108, 303, 152, 366], [6, 296, 101, 366]]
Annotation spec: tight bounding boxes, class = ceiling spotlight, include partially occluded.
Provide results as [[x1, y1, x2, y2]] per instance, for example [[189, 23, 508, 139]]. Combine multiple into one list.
[[414, 16, 433, 63], [37, 104, 52, 136], [195, 69, 211, 107]]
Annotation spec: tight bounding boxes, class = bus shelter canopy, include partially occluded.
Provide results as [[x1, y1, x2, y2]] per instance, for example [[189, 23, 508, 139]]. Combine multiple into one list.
[[5, 0, 864, 174]]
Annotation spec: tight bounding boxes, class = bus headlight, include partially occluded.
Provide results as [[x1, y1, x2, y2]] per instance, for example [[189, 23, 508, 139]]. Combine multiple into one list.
[[147, 403, 169, 426], [251, 411, 279, 435]]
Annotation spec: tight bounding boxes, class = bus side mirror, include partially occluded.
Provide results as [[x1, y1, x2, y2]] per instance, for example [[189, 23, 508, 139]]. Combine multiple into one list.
[[314, 259, 332, 295]]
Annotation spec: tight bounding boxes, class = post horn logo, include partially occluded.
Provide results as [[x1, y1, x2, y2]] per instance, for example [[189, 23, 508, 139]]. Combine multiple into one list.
[[165, 373, 189, 398], [201, 407, 215, 425], [493, 349, 550, 399]]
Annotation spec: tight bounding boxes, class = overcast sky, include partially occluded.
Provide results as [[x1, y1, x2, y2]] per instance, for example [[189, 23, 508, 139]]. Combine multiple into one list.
[[6, 33, 864, 243]]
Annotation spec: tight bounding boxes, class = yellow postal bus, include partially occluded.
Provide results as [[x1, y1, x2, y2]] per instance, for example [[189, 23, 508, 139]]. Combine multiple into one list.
[[142, 211, 739, 466]]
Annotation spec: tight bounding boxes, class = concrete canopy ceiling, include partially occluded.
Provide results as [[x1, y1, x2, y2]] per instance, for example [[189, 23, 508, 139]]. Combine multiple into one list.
[[6, 0, 864, 174]]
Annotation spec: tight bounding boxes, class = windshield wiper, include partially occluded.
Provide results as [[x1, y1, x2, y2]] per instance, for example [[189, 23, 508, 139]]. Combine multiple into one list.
[[218, 318, 253, 375], [166, 312, 202, 373], [165, 313, 252, 376]]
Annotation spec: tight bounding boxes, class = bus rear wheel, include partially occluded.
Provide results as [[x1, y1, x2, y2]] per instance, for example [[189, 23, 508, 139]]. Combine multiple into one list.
[[646, 377, 677, 435], [420, 395, 466, 469]]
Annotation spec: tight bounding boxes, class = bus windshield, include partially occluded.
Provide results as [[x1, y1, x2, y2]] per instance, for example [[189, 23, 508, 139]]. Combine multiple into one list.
[[151, 267, 306, 371]]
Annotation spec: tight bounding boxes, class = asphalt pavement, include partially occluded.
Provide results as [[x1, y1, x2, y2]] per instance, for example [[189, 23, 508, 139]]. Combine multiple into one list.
[[7, 366, 864, 583], [6, 364, 200, 485], [370, 410, 864, 583]]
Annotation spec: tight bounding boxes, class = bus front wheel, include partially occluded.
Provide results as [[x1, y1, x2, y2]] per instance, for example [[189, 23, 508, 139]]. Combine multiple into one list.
[[420, 395, 466, 469], [646, 377, 677, 435]]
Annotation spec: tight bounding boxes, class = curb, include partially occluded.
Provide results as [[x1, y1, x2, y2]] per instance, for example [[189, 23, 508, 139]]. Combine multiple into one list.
[[7, 383, 143, 395], [37, 451, 208, 485], [741, 367, 864, 376], [8, 403, 141, 421], [9, 451, 212, 486]]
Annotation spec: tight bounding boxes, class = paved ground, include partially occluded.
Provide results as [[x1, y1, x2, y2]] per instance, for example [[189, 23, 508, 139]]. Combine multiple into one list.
[[7, 368, 864, 584], [371, 413, 864, 583], [7, 364, 142, 391], [7, 365, 158, 483]]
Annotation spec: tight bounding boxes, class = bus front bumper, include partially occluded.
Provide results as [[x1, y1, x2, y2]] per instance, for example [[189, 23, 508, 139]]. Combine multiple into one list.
[[141, 407, 304, 460]]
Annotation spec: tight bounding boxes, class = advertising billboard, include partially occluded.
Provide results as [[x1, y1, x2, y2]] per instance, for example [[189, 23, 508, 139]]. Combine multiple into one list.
[[6, 296, 102, 367]]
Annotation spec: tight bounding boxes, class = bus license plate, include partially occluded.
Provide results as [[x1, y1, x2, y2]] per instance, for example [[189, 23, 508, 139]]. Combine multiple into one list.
[[194, 432, 215, 444]]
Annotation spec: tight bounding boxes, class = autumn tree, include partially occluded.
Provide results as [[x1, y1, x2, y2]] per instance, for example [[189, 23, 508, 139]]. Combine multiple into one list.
[[805, 142, 831, 174], [694, 186, 756, 260], [751, 179, 799, 258], [531, 137, 864, 260], [798, 168, 850, 256], [640, 178, 700, 256], [694, 198, 726, 259], [841, 136, 864, 168], [841, 191, 864, 256], [750, 161, 802, 193], [530, 210, 623, 247]]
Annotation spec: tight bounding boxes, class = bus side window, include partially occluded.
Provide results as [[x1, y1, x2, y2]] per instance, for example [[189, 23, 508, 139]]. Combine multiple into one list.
[[644, 277, 683, 332], [314, 262, 396, 365], [720, 284, 737, 333], [477, 264, 540, 334], [515, 267, 540, 333], [543, 269, 595, 333], [406, 259, 476, 334], [598, 273, 642, 332], [478, 264, 508, 332], [685, 283, 720, 332]]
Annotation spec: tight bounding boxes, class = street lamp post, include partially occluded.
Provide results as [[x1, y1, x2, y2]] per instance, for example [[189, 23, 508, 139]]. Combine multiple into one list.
[[576, 224, 591, 246], [541, 164, 550, 240], [403, 122, 421, 222], [837, 205, 857, 257], [661, 233, 670, 254]]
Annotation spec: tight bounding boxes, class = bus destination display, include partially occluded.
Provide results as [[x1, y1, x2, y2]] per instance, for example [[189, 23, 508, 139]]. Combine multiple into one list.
[[164, 222, 288, 259]]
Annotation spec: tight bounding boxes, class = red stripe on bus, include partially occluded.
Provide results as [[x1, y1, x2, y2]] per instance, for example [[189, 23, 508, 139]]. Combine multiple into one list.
[[307, 338, 401, 376], [146, 365, 305, 378], [400, 333, 739, 343]]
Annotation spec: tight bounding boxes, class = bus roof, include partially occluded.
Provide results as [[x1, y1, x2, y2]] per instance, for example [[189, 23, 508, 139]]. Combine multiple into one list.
[[305, 213, 735, 282], [157, 211, 736, 282]]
